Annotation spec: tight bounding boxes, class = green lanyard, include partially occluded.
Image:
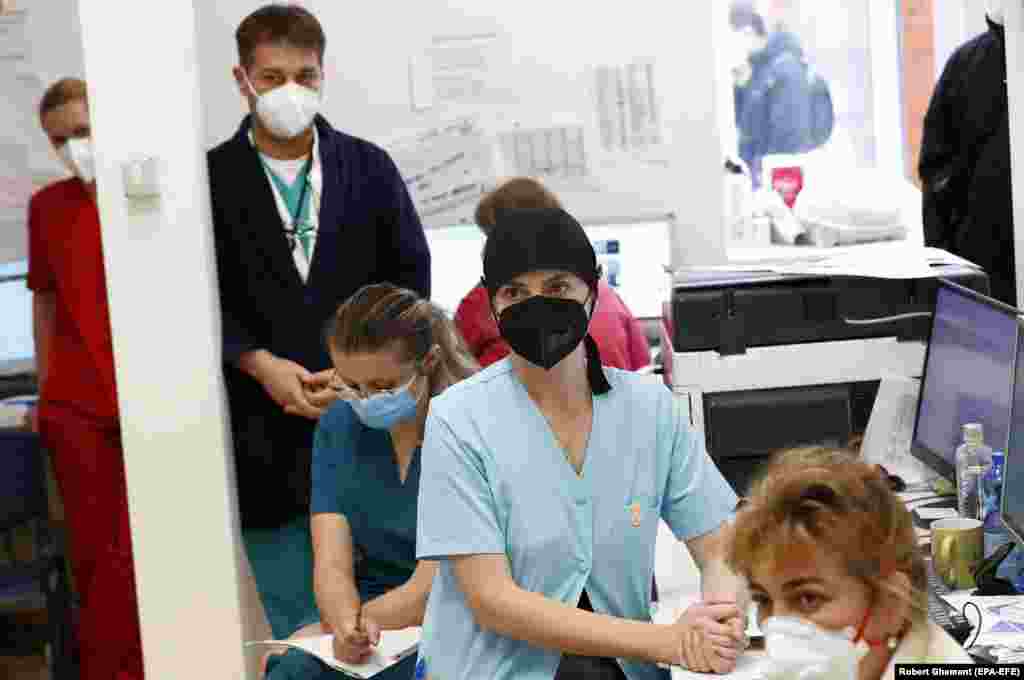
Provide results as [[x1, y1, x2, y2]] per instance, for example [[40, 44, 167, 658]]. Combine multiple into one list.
[[263, 157, 315, 259]]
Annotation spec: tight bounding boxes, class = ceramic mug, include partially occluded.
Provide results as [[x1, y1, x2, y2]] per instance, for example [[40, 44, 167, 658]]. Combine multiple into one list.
[[931, 517, 984, 590]]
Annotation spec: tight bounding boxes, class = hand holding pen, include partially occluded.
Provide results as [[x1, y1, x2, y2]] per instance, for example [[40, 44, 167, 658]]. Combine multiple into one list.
[[333, 605, 381, 664]]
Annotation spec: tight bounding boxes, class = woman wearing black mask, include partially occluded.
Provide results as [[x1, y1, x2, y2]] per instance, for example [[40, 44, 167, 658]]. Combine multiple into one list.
[[414, 208, 748, 680]]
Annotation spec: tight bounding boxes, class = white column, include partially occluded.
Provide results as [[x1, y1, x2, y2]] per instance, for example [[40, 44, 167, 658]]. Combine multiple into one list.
[[1007, 1, 1024, 306], [76, 1, 251, 677], [669, 0, 727, 268], [867, 0, 904, 172], [932, 0, 987, 80]]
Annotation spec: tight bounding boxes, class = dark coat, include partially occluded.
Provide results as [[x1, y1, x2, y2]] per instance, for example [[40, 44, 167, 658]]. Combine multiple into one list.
[[919, 18, 1015, 306], [208, 114, 431, 528]]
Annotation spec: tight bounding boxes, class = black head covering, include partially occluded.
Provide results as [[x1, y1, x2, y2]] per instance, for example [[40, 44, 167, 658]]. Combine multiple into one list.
[[482, 208, 598, 293], [481, 207, 611, 394]]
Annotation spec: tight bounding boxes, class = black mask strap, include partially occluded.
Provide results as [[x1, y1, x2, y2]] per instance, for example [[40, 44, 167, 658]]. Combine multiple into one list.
[[582, 283, 611, 394], [484, 277, 502, 328], [585, 334, 611, 395]]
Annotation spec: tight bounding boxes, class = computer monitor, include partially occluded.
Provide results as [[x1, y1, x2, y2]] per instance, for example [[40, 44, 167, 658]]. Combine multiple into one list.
[[423, 221, 672, 320], [1001, 318, 1024, 547], [911, 280, 1019, 481]]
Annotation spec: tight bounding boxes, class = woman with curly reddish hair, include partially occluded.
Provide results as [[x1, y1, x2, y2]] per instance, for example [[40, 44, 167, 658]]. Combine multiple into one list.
[[727, 448, 971, 680]]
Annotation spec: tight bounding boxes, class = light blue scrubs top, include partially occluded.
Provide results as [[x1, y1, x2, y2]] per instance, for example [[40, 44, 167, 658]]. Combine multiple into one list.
[[415, 359, 738, 680]]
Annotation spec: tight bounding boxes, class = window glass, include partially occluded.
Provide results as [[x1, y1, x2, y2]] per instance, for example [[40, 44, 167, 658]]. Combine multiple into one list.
[[724, 0, 876, 186]]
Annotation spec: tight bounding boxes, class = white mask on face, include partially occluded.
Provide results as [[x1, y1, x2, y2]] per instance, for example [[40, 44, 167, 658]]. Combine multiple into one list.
[[244, 71, 322, 140], [986, 0, 1005, 24], [759, 616, 870, 680], [58, 137, 96, 184]]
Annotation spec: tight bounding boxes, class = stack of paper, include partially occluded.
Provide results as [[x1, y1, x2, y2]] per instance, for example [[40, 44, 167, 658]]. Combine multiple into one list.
[[718, 244, 982, 280]]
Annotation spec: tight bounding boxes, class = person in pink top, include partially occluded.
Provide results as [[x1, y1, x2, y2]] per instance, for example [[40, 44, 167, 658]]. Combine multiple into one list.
[[455, 177, 651, 370]]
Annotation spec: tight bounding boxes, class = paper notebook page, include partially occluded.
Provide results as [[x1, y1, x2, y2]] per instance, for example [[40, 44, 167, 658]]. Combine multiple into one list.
[[323, 628, 420, 678], [244, 637, 389, 679], [374, 626, 421, 658], [247, 628, 420, 679]]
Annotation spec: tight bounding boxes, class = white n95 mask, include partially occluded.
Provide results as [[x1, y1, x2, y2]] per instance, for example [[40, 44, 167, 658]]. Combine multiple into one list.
[[759, 616, 870, 680], [59, 138, 96, 184], [245, 72, 321, 140]]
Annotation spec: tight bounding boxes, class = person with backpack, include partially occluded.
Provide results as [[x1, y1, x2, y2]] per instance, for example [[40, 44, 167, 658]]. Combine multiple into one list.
[[919, 3, 1015, 307], [729, 5, 832, 188]]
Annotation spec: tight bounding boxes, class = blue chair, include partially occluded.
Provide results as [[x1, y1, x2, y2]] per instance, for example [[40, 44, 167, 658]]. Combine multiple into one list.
[[0, 429, 76, 678]]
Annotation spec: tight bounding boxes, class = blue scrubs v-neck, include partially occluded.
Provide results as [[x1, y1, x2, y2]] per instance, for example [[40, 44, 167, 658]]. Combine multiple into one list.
[[512, 378, 601, 599], [311, 402, 421, 601]]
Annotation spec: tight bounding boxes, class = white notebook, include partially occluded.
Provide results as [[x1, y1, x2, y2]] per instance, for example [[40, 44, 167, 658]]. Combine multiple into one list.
[[246, 627, 420, 679]]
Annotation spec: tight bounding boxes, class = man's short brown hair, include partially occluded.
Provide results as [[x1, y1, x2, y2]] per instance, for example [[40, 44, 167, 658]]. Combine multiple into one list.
[[236, 4, 326, 69], [39, 78, 88, 119]]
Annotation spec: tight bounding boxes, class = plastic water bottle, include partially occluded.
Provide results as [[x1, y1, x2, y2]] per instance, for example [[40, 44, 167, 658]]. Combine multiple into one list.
[[956, 423, 993, 520], [981, 451, 1020, 582]]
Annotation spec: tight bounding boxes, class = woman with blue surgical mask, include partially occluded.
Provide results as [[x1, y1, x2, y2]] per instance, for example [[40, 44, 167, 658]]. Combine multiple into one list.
[[727, 448, 972, 680], [261, 283, 479, 680]]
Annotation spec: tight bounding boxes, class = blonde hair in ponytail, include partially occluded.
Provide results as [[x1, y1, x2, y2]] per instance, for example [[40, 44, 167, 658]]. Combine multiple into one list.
[[326, 283, 478, 395]]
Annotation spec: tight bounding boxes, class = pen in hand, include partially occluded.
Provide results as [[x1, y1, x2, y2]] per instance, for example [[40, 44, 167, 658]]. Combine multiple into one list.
[[334, 604, 379, 664], [355, 605, 380, 647]]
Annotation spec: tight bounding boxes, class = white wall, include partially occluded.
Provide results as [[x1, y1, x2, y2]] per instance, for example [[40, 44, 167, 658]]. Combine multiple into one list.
[[77, 0, 259, 676], [868, 0, 904, 175], [20, 0, 84, 180], [196, 1, 719, 151], [0, 0, 84, 265], [933, 0, 989, 80], [194, 0, 727, 267]]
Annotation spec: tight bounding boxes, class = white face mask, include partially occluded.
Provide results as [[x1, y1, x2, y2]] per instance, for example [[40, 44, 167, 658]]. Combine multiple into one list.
[[244, 71, 322, 140], [986, 0, 1004, 24], [759, 616, 870, 680], [58, 137, 96, 184]]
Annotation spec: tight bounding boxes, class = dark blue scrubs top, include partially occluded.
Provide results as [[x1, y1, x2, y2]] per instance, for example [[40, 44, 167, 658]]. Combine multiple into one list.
[[311, 401, 420, 601]]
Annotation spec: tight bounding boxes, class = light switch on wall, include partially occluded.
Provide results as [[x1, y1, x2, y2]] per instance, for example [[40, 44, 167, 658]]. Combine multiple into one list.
[[122, 156, 161, 199]]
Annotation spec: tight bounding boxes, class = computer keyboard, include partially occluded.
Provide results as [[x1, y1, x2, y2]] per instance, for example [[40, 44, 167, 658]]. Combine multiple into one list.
[[926, 559, 975, 645]]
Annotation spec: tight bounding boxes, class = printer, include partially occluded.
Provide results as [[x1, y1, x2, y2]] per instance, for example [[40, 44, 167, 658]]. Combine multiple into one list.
[[660, 263, 989, 494]]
